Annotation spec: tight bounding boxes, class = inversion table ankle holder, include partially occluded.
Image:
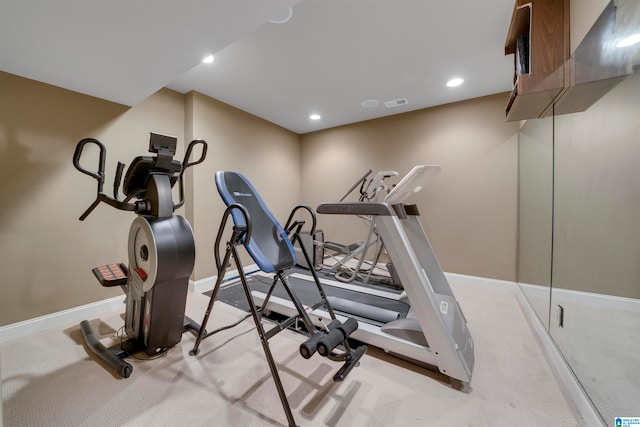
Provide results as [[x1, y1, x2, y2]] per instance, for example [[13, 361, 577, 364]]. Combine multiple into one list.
[[190, 171, 367, 427]]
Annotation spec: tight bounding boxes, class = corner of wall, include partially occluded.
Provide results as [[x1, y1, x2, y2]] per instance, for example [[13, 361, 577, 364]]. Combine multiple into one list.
[[183, 91, 198, 277]]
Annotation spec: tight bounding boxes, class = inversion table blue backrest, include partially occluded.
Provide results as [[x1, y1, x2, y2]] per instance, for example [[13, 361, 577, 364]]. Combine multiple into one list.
[[215, 171, 297, 273]]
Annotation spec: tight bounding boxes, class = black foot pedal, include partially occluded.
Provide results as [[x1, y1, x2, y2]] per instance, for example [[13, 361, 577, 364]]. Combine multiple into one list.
[[92, 263, 128, 287], [333, 344, 367, 382]]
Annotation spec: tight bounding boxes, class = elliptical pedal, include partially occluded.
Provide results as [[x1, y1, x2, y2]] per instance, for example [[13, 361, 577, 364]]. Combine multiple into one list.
[[91, 263, 128, 287]]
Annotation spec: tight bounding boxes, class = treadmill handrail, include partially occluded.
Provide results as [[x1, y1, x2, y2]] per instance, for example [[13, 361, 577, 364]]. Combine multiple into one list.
[[317, 202, 396, 216]]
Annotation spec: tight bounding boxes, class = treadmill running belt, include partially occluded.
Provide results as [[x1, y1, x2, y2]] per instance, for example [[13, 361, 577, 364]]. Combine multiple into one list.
[[263, 273, 410, 323]]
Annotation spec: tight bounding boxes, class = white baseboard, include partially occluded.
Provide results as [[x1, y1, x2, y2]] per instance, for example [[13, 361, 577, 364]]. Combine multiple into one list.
[[0, 266, 260, 344], [514, 285, 605, 426], [519, 282, 640, 312], [444, 272, 517, 292], [0, 295, 125, 344], [551, 286, 640, 312], [518, 282, 552, 299]]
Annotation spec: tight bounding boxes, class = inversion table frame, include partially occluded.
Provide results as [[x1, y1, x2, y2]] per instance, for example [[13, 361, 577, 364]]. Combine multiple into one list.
[[190, 171, 366, 427]]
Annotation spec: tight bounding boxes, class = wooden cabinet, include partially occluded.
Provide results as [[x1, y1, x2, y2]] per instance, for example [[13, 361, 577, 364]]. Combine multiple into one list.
[[504, 0, 570, 121]]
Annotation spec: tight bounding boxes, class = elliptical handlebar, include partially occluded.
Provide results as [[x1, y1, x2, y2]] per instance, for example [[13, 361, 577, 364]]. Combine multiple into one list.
[[174, 139, 208, 210], [340, 169, 372, 202], [183, 139, 208, 169], [73, 138, 106, 189], [73, 138, 139, 221], [73, 138, 141, 220], [73, 135, 209, 220]]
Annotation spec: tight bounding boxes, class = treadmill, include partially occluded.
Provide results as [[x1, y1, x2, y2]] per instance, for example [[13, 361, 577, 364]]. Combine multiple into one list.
[[251, 166, 475, 383]]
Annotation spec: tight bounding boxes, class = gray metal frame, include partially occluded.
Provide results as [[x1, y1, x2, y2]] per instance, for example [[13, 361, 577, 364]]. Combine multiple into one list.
[[317, 201, 474, 382]]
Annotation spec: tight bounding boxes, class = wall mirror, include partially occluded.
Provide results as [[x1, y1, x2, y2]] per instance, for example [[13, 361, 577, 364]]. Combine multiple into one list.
[[518, 0, 639, 422]]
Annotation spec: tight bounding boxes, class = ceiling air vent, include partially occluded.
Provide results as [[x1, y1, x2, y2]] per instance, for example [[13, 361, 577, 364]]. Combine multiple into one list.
[[384, 98, 408, 108]]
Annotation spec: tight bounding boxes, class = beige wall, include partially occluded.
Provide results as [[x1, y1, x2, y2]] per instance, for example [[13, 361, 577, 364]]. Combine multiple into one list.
[[0, 70, 519, 326], [300, 94, 519, 281], [0, 74, 301, 326], [0, 71, 185, 326], [185, 92, 301, 280], [518, 116, 554, 288], [553, 70, 640, 298]]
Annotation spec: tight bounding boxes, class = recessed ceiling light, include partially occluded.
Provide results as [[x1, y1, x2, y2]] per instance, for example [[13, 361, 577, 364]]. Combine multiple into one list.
[[269, 7, 293, 24], [202, 55, 215, 64], [616, 33, 640, 48], [446, 78, 464, 87], [309, 114, 321, 120]]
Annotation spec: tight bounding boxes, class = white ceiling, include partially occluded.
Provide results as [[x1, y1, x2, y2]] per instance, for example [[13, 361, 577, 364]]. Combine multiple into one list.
[[0, 0, 299, 105], [1, 0, 516, 134]]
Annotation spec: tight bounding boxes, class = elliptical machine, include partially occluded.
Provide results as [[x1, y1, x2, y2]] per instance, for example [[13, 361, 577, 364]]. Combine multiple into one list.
[[73, 132, 207, 378]]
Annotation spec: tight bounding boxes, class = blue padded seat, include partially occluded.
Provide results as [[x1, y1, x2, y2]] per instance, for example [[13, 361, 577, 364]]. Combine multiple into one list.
[[215, 171, 297, 273]]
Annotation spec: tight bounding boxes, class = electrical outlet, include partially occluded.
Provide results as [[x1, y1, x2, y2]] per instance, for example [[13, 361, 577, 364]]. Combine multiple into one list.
[[556, 305, 564, 328]]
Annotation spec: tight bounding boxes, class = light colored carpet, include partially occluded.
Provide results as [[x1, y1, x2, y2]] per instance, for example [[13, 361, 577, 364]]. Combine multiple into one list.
[[1, 278, 585, 426]]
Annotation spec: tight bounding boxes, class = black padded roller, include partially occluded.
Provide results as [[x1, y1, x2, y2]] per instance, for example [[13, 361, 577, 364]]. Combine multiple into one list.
[[300, 332, 323, 359], [326, 319, 342, 330], [338, 317, 358, 338], [300, 319, 345, 359], [317, 328, 345, 357]]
